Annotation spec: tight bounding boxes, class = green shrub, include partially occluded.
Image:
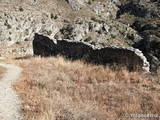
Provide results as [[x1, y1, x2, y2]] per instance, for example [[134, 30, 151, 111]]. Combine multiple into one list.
[[19, 6, 24, 11], [4, 21, 12, 29], [84, 36, 92, 41], [8, 37, 12, 41], [16, 41, 20, 44], [50, 13, 54, 19], [24, 38, 30, 41], [91, 16, 104, 23]]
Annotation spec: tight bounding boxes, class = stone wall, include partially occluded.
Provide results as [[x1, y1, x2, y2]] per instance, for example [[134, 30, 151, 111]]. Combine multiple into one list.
[[33, 33, 150, 72]]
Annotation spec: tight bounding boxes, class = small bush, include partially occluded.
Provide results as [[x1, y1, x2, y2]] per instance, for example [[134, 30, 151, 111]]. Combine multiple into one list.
[[54, 14, 58, 19], [19, 6, 24, 11], [91, 16, 104, 23], [88, 0, 95, 4], [36, 81, 46, 89], [8, 37, 12, 41], [88, 0, 92, 4], [50, 13, 54, 19], [24, 38, 30, 41], [4, 21, 11, 29], [84, 36, 92, 41], [51, 13, 58, 19], [16, 41, 20, 44], [47, 30, 52, 35]]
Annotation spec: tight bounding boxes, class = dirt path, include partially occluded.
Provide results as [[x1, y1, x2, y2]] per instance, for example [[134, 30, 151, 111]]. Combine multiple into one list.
[[0, 63, 23, 120]]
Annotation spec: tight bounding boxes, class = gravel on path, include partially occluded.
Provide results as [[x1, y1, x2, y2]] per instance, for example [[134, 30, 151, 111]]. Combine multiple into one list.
[[0, 63, 23, 120]]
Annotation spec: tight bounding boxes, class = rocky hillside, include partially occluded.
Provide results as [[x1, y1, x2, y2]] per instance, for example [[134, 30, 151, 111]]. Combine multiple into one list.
[[117, 0, 160, 72], [0, 0, 159, 72]]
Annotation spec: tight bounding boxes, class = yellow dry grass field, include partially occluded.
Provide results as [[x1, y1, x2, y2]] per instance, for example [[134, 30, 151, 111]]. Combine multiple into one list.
[[0, 66, 6, 79], [11, 56, 160, 120]]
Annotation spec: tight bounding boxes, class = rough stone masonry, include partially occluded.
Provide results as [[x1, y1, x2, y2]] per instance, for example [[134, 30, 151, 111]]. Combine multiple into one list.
[[33, 33, 150, 72]]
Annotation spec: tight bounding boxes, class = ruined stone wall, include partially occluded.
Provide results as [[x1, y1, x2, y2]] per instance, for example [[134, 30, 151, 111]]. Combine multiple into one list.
[[33, 33, 150, 72]]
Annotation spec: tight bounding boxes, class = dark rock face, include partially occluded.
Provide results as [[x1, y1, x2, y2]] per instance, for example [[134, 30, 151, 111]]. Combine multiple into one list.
[[117, 0, 160, 18], [133, 34, 160, 72], [117, 2, 148, 18], [131, 19, 160, 72], [33, 33, 149, 72], [117, 0, 160, 72]]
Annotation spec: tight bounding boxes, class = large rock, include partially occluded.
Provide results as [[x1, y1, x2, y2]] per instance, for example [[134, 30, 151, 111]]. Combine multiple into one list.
[[33, 33, 150, 72]]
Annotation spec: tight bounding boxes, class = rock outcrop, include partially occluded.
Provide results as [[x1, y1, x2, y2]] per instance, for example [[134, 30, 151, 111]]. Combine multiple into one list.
[[0, 12, 60, 47], [117, 0, 159, 18], [66, 0, 119, 19], [55, 18, 141, 47], [33, 33, 150, 72], [116, 0, 160, 72]]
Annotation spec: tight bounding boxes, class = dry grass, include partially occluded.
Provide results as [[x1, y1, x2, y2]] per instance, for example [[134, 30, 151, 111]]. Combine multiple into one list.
[[12, 56, 160, 120], [0, 66, 6, 79]]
